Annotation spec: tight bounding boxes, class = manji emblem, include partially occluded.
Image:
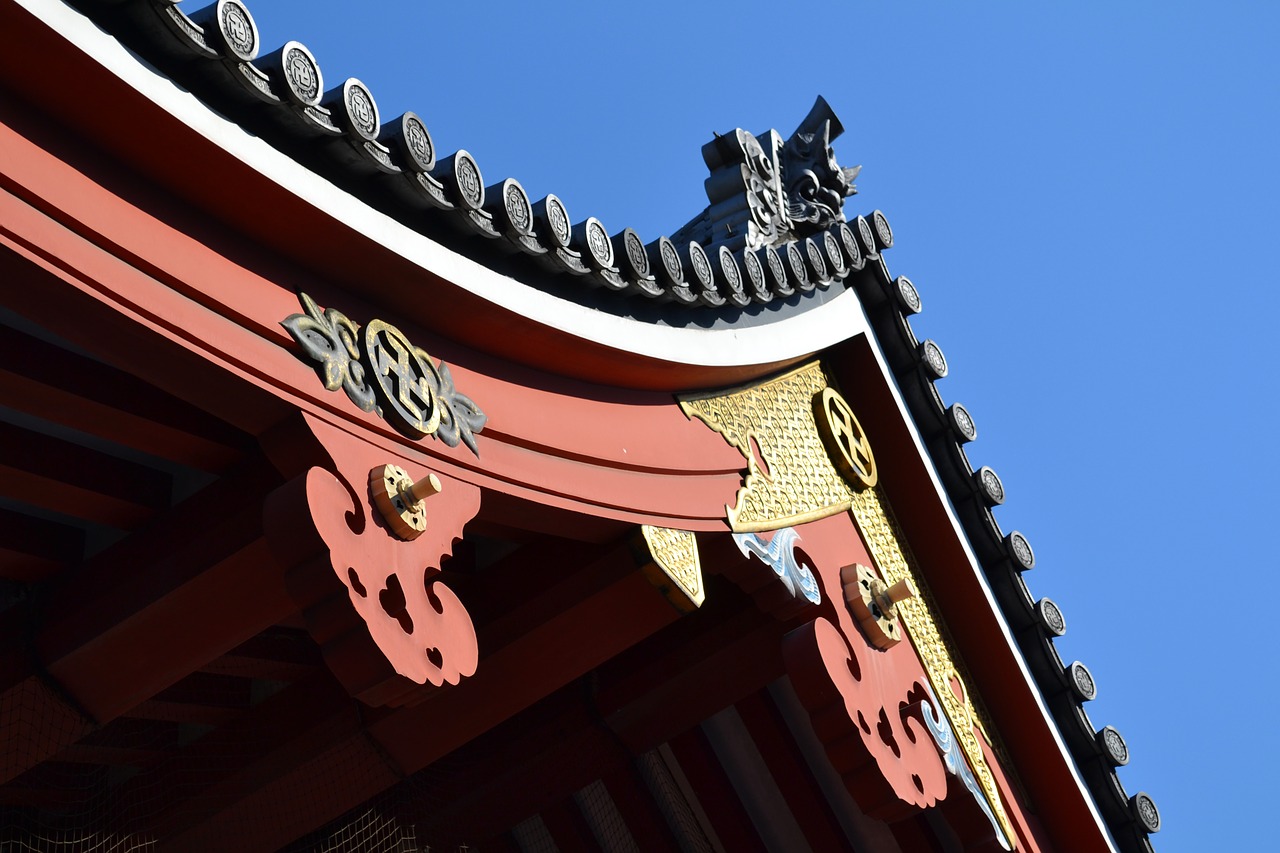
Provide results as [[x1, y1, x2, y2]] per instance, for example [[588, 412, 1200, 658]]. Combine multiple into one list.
[[283, 293, 486, 455], [683, 361, 1015, 847]]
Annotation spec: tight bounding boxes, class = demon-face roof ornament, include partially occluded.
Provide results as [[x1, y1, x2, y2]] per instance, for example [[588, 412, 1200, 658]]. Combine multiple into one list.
[[673, 96, 862, 253]]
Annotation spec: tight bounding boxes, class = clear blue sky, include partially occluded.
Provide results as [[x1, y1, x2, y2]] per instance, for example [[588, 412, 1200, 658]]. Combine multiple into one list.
[[241, 3, 1278, 849]]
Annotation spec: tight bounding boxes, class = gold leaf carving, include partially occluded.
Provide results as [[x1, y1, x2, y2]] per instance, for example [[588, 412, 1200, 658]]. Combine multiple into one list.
[[681, 360, 1014, 846], [680, 362, 854, 532], [850, 487, 1016, 848], [640, 526, 705, 612]]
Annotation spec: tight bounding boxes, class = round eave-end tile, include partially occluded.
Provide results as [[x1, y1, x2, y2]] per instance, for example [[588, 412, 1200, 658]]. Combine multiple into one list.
[[1004, 529, 1035, 571], [1131, 791, 1161, 834], [1036, 597, 1066, 636], [1067, 660, 1097, 702], [1097, 725, 1130, 767]]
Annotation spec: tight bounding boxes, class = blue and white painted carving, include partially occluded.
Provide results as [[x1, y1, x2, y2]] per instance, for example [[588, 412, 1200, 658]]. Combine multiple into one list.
[[920, 685, 1013, 851], [732, 528, 821, 605]]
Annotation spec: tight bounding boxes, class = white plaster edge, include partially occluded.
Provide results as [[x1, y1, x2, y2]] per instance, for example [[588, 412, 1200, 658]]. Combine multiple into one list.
[[853, 297, 1122, 853], [23, 0, 869, 369]]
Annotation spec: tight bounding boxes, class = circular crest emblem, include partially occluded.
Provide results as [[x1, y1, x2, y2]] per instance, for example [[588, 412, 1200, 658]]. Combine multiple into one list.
[[363, 319, 441, 438], [814, 386, 877, 489], [218, 0, 258, 61]]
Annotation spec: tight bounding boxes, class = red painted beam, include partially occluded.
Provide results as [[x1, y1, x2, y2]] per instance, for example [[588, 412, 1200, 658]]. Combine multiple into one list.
[[0, 458, 293, 784], [0, 506, 84, 582], [155, 538, 685, 851], [540, 800, 600, 853], [735, 689, 857, 852], [401, 685, 627, 844], [600, 764, 685, 852], [667, 728, 767, 853], [126, 671, 356, 840], [0, 421, 171, 528], [0, 323, 249, 473]]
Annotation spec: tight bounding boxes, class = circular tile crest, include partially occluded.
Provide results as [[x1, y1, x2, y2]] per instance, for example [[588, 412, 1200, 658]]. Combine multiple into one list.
[[343, 79, 379, 141], [584, 218, 613, 267], [855, 215, 877, 256], [504, 181, 532, 234], [785, 241, 811, 290], [281, 42, 321, 106], [871, 209, 894, 249], [894, 276, 922, 314], [1036, 597, 1066, 636], [217, 0, 258, 61], [1068, 661, 1097, 701], [544, 195, 571, 246], [717, 246, 745, 299], [761, 247, 792, 297], [1131, 792, 1160, 834], [1098, 726, 1130, 766], [659, 238, 681, 279], [920, 339, 948, 379], [945, 403, 976, 444], [739, 248, 769, 303], [1005, 530, 1035, 571], [822, 231, 845, 276], [453, 152, 484, 210], [804, 237, 828, 283], [975, 466, 1005, 505], [687, 242, 713, 289], [622, 229, 649, 276], [837, 222, 863, 269], [399, 113, 435, 172]]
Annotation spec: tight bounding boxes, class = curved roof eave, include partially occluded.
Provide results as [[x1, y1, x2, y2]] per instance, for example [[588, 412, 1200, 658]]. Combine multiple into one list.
[[24, 0, 873, 389]]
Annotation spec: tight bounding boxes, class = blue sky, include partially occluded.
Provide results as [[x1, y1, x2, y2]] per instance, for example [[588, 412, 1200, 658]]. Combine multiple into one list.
[[240, 3, 1278, 849]]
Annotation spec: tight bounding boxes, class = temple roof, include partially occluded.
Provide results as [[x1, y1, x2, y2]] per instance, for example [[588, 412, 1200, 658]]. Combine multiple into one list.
[[76, 0, 886, 333], [11, 1, 1160, 849]]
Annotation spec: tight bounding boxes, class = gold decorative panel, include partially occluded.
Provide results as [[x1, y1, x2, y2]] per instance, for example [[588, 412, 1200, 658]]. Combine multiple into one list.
[[850, 487, 1015, 847], [640, 526, 705, 612], [681, 360, 1013, 845], [680, 362, 866, 532]]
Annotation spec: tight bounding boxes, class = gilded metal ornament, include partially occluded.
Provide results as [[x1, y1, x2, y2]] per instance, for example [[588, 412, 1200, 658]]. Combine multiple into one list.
[[369, 464, 442, 541], [814, 386, 877, 489], [282, 293, 486, 456], [682, 360, 1013, 844], [364, 319, 442, 439], [849, 486, 1016, 847], [679, 361, 869, 531], [918, 683, 1012, 850], [841, 563, 912, 649], [639, 526, 705, 612]]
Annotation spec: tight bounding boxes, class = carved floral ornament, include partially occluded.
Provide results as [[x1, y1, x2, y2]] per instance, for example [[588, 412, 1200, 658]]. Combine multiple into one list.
[[282, 292, 486, 455], [681, 363, 1016, 847]]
